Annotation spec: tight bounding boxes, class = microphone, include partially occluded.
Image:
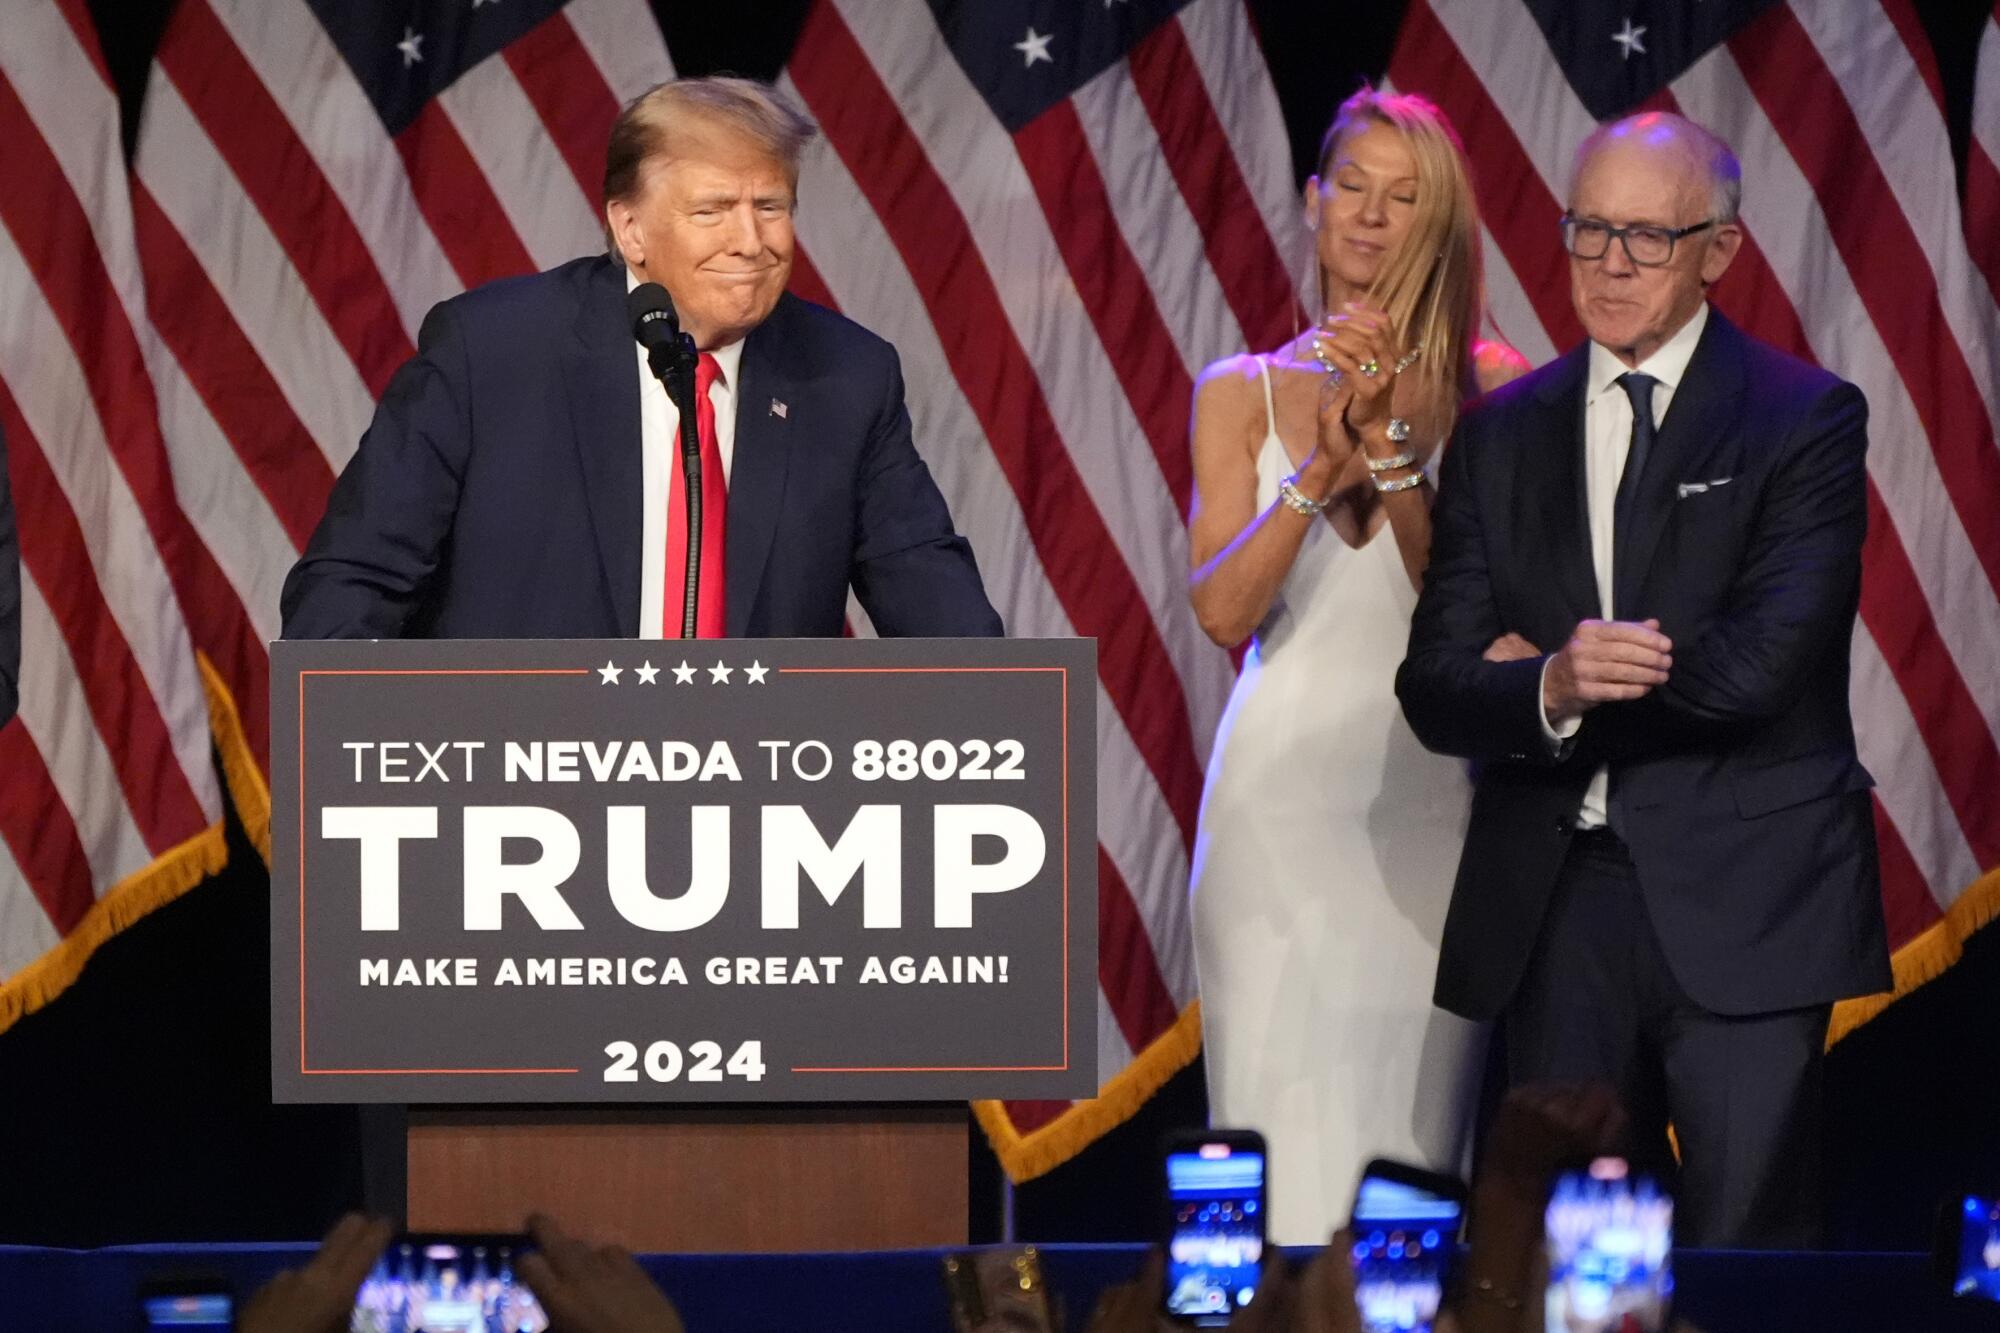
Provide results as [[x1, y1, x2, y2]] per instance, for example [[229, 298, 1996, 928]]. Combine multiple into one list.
[[625, 280, 705, 638], [626, 281, 693, 387]]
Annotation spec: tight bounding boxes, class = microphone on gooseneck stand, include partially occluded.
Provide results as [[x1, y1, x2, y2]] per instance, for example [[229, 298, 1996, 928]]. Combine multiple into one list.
[[626, 282, 704, 640]]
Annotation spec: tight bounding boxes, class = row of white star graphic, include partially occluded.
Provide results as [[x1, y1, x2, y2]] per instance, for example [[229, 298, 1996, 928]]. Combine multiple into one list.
[[598, 660, 770, 685], [397, 1, 502, 68]]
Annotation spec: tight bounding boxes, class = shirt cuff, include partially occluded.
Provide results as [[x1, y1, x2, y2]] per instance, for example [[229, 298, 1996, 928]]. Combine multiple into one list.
[[1538, 655, 1581, 746]]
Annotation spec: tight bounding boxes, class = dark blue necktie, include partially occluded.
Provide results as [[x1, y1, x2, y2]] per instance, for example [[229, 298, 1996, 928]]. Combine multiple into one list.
[[1612, 372, 1658, 612]]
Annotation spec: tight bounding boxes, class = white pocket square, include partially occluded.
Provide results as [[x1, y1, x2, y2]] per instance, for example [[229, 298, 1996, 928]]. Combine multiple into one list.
[[1677, 476, 1735, 499]]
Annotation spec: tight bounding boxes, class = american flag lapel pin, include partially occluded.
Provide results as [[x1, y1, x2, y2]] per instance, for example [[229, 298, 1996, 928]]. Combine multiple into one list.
[[770, 398, 788, 419]]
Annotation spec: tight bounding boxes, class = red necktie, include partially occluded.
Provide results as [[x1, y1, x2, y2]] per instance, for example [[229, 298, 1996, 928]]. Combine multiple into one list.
[[663, 352, 727, 637]]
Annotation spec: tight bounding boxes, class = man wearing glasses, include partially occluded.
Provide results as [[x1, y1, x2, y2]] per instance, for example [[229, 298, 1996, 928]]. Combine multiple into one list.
[[1397, 113, 1889, 1249]]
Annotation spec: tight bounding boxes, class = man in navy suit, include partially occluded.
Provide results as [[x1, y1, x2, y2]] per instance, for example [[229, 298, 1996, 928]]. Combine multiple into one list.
[[1397, 113, 1890, 1248], [282, 76, 1001, 643]]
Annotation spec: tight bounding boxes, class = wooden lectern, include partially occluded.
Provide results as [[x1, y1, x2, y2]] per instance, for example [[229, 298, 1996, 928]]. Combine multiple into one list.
[[404, 1107, 967, 1252]]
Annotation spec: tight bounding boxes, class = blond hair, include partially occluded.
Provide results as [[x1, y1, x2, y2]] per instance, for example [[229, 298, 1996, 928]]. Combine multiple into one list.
[[601, 76, 817, 246], [1315, 87, 1495, 437]]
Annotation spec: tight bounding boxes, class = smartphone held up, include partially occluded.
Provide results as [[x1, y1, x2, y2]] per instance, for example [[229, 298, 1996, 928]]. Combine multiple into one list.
[[1939, 1193, 2000, 1303], [1544, 1157, 1673, 1333], [1348, 1158, 1467, 1333], [351, 1235, 548, 1333], [1162, 1130, 1268, 1326]]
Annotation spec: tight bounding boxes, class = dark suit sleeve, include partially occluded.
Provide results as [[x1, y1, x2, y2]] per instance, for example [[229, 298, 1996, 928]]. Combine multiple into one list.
[[1646, 382, 1868, 726], [847, 346, 1004, 638], [280, 301, 474, 639], [1395, 418, 1562, 763], [0, 422, 18, 727]]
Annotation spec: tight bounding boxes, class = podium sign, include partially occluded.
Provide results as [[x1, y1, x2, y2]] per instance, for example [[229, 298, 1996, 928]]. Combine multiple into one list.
[[271, 637, 1095, 1103]]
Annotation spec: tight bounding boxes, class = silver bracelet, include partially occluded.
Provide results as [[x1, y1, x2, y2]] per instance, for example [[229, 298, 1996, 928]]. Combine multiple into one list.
[[1365, 449, 1418, 473], [1373, 470, 1425, 494], [1278, 474, 1329, 515]]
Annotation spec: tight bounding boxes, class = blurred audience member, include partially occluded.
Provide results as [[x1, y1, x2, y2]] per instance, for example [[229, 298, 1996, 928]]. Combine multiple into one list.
[[518, 1213, 687, 1333], [241, 1212, 686, 1333], [239, 1213, 395, 1333]]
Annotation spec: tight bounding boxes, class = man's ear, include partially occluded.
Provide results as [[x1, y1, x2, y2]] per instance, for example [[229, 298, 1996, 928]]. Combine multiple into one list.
[[606, 198, 643, 267], [1700, 223, 1743, 288]]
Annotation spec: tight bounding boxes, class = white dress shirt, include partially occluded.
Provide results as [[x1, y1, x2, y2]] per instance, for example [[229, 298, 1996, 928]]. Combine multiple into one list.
[[629, 272, 743, 639], [1540, 302, 1709, 828]]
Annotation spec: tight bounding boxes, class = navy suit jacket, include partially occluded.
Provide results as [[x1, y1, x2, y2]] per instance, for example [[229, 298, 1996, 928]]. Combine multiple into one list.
[[281, 255, 1002, 641], [1396, 311, 1891, 1019]]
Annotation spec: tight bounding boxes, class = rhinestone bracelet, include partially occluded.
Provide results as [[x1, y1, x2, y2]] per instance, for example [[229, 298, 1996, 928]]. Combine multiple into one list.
[[1373, 470, 1425, 494], [1278, 474, 1330, 515]]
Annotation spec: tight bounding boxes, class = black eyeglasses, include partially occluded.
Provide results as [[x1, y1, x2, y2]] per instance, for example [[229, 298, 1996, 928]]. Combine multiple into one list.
[[1560, 213, 1716, 267]]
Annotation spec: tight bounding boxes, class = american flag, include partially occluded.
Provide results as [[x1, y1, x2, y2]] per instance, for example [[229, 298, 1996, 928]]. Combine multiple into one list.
[[0, 0, 1994, 1182]]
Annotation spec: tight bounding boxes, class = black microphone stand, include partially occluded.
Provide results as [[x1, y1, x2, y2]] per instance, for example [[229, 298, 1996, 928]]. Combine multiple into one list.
[[646, 333, 704, 639]]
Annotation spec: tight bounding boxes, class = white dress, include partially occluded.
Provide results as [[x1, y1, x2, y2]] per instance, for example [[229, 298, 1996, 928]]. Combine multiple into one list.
[[1190, 357, 1487, 1245]]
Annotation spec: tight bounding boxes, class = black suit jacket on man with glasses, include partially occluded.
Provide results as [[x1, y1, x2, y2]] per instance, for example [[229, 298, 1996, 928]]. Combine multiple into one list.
[[1397, 309, 1891, 1247]]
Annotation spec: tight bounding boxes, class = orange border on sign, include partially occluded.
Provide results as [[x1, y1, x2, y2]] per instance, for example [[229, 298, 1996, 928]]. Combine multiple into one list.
[[775, 665, 1073, 1075], [298, 668, 588, 1076], [296, 662, 1077, 1081]]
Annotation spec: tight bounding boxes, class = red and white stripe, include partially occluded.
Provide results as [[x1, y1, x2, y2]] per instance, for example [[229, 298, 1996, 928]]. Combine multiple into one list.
[[1389, 0, 2000, 959], [0, 1, 224, 995]]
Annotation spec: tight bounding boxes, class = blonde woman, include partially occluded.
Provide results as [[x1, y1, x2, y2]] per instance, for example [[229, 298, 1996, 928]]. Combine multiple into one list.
[[1187, 88, 1528, 1243]]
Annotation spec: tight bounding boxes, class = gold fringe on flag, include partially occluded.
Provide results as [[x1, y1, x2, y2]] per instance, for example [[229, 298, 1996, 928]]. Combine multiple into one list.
[[0, 822, 225, 1037], [1828, 864, 2000, 1048], [975, 1001, 1205, 1184], [196, 651, 271, 867], [0, 652, 267, 1037]]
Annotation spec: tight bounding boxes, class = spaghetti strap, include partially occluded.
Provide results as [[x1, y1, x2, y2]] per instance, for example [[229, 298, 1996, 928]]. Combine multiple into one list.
[[1256, 355, 1279, 444]]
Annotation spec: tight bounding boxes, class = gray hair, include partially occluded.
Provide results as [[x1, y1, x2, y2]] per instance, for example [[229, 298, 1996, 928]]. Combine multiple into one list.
[[602, 76, 817, 216], [1571, 112, 1742, 224]]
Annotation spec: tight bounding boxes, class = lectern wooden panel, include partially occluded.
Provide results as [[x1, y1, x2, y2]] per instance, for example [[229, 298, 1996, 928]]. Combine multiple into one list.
[[406, 1107, 967, 1253]]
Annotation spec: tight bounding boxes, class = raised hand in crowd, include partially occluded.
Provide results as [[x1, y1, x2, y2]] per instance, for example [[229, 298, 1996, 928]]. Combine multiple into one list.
[[1083, 1237, 1370, 1333], [517, 1212, 687, 1333], [1269, 1231, 1364, 1333], [943, 1247, 1064, 1333], [1082, 1248, 1177, 1333], [237, 1212, 394, 1333], [1447, 1083, 1627, 1333]]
